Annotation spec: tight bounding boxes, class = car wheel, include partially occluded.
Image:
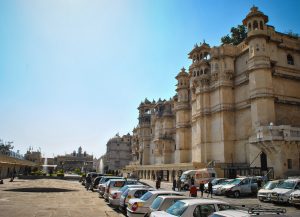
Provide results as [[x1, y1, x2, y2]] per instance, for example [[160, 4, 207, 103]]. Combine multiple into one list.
[[234, 191, 240, 198], [184, 184, 189, 190]]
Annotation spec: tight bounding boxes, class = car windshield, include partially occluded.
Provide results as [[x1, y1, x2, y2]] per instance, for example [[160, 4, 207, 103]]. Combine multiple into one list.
[[228, 179, 242, 185], [180, 174, 187, 180], [263, 181, 277, 190], [150, 197, 163, 210], [121, 189, 129, 197], [277, 181, 296, 189], [119, 185, 128, 193], [166, 201, 187, 216], [211, 179, 219, 185], [140, 191, 153, 201]]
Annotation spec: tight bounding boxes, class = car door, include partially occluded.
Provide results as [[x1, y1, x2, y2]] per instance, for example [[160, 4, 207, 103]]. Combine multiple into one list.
[[240, 178, 251, 194], [192, 204, 216, 217]]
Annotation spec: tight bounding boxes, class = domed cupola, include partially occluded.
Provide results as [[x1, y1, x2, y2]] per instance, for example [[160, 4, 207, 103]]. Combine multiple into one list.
[[243, 6, 269, 39]]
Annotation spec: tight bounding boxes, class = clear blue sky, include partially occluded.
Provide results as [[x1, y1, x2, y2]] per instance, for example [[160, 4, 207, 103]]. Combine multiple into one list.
[[1, 0, 300, 158]]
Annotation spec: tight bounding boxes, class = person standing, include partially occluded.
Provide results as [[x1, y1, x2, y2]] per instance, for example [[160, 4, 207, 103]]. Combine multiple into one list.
[[177, 178, 182, 192], [199, 181, 205, 197], [156, 176, 161, 189], [187, 176, 191, 189], [85, 174, 92, 191], [189, 185, 198, 197], [173, 178, 177, 191], [191, 176, 195, 186], [207, 181, 213, 198]]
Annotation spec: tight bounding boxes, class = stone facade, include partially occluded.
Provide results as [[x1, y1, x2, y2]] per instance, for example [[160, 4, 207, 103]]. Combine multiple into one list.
[[126, 7, 300, 180], [105, 133, 132, 172]]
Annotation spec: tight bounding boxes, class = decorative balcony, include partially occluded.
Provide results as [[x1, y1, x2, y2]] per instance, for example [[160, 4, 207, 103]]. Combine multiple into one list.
[[249, 125, 300, 143]]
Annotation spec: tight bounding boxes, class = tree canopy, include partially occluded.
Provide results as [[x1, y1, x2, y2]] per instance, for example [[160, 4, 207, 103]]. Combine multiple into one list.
[[0, 140, 14, 155], [221, 25, 247, 45]]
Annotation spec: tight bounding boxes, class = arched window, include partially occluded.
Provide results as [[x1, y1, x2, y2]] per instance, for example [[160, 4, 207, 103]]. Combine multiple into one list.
[[287, 54, 294, 65], [260, 21, 264, 30], [197, 71, 200, 76], [200, 53, 203, 59], [204, 68, 209, 74], [193, 71, 196, 77], [253, 20, 258, 30], [248, 23, 252, 31]]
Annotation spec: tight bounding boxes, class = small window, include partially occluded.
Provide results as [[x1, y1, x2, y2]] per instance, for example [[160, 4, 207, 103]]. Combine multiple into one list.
[[287, 54, 294, 65], [287, 159, 292, 169], [253, 20, 258, 30], [193, 204, 215, 217], [248, 23, 252, 31]]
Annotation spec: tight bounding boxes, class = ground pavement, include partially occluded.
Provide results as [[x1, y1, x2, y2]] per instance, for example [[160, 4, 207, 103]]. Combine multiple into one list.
[[0, 178, 122, 217]]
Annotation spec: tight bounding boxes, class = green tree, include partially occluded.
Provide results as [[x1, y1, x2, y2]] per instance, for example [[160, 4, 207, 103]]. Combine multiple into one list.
[[0, 140, 14, 155], [221, 25, 247, 45]]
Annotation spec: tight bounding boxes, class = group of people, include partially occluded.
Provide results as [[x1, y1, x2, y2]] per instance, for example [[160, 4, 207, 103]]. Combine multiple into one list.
[[172, 176, 213, 198]]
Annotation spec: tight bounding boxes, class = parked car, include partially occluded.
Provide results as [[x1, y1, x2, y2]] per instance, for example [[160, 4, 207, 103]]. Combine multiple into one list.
[[97, 176, 123, 197], [270, 178, 300, 204], [257, 180, 284, 202], [149, 195, 192, 215], [119, 187, 155, 212], [213, 179, 233, 195], [204, 178, 227, 192], [92, 175, 104, 189], [127, 190, 184, 217], [150, 198, 234, 217], [103, 179, 139, 201], [289, 189, 300, 207], [221, 176, 259, 198], [108, 184, 147, 207]]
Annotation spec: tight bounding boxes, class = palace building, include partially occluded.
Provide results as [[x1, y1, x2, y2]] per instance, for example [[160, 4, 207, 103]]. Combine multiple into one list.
[[125, 6, 300, 181]]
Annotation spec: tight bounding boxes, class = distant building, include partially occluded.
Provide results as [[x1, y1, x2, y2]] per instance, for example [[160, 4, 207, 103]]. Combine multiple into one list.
[[55, 146, 93, 172], [24, 149, 42, 164], [105, 133, 132, 173]]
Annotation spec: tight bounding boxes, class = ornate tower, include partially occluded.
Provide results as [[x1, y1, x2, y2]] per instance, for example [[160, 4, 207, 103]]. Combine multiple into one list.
[[174, 68, 191, 163], [137, 99, 152, 165], [243, 6, 275, 127]]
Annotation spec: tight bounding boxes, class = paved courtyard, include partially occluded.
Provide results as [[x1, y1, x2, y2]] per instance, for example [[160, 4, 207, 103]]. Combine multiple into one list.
[[0, 178, 299, 217], [0, 178, 122, 217]]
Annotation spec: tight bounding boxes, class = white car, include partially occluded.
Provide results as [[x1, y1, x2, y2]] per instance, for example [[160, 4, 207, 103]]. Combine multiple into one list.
[[221, 177, 259, 198], [119, 187, 154, 212], [213, 179, 233, 195], [290, 189, 300, 207], [149, 195, 192, 214], [270, 178, 300, 203], [108, 184, 146, 207], [127, 190, 184, 217], [204, 178, 227, 192], [257, 180, 283, 202], [150, 198, 233, 217]]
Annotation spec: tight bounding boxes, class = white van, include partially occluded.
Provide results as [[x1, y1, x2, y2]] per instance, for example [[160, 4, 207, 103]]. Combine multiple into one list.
[[179, 170, 197, 190], [180, 168, 217, 190]]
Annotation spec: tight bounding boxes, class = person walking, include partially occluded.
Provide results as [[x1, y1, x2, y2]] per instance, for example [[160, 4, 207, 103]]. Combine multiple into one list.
[[207, 180, 213, 198], [85, 174, 92, 191], [189, 185, 198, 197], [173, 178, 177, 191], [191, 176, 195, 186], [177, 177, 182, 192], [199, 181, 205, 197], [156, 176, 161, 189]]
